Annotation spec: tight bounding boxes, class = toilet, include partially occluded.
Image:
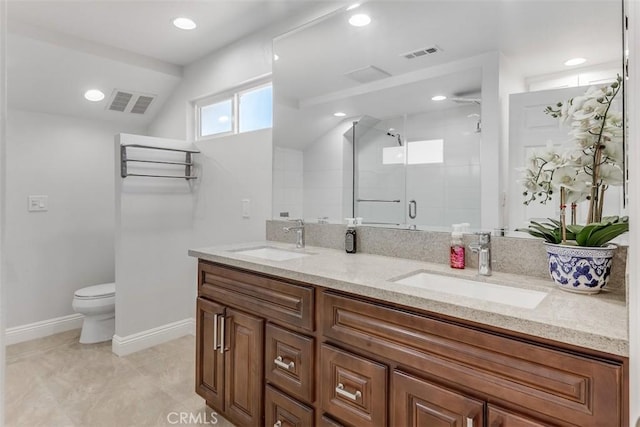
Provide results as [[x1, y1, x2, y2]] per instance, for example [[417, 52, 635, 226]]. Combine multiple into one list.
[[72, 283, 116, 344]]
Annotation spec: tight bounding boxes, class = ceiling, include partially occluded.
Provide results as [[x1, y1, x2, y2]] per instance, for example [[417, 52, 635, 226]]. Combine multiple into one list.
[[273, 0, 623, 149], [6, 0, 343, 127]]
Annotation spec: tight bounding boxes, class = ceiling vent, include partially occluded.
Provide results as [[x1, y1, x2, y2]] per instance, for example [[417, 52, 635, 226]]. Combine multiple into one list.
[[344, 65, 392, 83], [401, 45, 443, 59], [106, 90, 156, 114]]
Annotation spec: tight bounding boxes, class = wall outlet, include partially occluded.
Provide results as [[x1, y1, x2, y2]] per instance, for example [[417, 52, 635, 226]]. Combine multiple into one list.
[[242, 199, 250, 218], [28, 195, 48, 212]]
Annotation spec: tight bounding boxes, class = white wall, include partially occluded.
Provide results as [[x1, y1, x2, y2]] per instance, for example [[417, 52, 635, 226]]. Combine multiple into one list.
[[304, 121, 352, 223], [115, 134, 198, 340], [5, 110, 141, 328], [273, 146, 303, 220]]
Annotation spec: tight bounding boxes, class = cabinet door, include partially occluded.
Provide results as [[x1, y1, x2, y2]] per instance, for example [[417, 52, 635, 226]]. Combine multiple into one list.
[[196, 297, 225, 411], [224, 307, 264, 427], [391, 370, 484, 427], [488, 405, 555, 427]]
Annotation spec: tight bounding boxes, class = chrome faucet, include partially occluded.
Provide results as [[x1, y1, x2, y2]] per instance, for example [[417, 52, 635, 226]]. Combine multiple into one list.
[[469, 232, 492, 276], [283, 219, 305, 248]]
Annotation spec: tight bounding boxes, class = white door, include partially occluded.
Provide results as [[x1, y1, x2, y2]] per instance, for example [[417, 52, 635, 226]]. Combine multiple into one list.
[[507, 86, 624, 230]]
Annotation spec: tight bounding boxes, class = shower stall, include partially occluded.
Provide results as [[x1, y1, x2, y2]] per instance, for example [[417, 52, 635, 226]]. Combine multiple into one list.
[[352, 100, 482, 229]]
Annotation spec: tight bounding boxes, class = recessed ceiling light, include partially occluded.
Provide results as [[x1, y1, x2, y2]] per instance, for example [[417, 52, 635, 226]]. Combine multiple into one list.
[[173, 17, 197, 30], [431, 95, 447, 101], [349, 14, 371, 27], [273, 54, 279, 61], [84, 89, 105, 102], [346, 3, 360, 11], [334, 112, 346, 117], [564, 57, 586, 66]]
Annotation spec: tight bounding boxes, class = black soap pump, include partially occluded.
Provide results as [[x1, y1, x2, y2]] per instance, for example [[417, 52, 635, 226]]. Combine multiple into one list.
[[345, 218, 357, 254]]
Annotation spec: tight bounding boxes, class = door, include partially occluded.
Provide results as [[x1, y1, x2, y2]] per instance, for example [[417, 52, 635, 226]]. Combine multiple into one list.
[[507, 85, 624, 229], [196, 297, 225, 410], [391, 370, 484, 427], [224, 307, 265, 426]]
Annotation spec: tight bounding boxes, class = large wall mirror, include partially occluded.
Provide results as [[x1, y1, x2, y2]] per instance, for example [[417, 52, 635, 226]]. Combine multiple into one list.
[[272, 0, 623, 231]]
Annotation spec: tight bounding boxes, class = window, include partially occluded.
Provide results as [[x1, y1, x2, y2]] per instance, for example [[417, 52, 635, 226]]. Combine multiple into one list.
[[407, 139, 444, 164], [195, 78, 272, 140], [382, 139, 444, 165]]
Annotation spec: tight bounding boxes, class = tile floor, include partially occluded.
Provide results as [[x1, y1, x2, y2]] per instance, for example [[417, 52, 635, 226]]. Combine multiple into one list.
[[5, 330, 234, 426]]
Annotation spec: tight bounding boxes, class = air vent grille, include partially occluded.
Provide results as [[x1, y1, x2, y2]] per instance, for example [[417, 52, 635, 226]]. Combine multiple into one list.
[[109, 92, 133, 112], [130, 96, 154, 114], [401, 45, 443, 59], [106, 90, 156, 114]]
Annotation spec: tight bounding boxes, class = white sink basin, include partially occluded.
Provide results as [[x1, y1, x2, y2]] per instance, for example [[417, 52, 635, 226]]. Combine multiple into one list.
[[393, 271, 548, 309], [231, 246, 311, 262]]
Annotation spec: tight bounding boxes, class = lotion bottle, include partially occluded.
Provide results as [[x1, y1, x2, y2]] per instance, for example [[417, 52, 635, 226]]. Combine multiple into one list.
[[345, 218, 357, 254], [450, 224, 465, 269]]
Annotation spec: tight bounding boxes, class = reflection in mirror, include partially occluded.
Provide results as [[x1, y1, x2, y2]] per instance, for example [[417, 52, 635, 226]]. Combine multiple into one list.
[[272, 0, 623, 232]]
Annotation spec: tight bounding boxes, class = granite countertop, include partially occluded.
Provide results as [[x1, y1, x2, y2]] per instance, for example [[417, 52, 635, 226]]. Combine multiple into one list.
[[189, 241, 628, 357]]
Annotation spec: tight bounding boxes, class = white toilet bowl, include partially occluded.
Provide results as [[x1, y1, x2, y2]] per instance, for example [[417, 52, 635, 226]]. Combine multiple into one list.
[[72, 283, 115, 344]]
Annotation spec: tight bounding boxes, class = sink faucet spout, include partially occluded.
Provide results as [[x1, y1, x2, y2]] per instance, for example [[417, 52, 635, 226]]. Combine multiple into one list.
[[469, 232, 492, 276], [283, 219, 305, 248]]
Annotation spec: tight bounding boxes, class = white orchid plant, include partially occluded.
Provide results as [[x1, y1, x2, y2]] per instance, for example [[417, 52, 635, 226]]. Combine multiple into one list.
[[518, 75, 629, 247]]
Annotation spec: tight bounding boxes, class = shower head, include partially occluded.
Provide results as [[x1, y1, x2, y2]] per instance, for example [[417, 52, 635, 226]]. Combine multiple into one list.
[[387, 131, 403, 146]]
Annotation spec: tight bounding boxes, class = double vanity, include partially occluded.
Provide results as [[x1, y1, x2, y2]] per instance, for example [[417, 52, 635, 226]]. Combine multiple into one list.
[[189, 239, 628, 427]]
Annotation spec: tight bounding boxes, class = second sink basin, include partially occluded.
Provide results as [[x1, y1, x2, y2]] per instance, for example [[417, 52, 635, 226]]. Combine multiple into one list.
[[231, 246, 311, 262], [393, 271, 548, 309]]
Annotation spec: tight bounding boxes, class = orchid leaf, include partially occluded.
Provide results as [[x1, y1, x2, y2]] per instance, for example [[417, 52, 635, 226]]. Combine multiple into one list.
[[587, 222, 629, 247]]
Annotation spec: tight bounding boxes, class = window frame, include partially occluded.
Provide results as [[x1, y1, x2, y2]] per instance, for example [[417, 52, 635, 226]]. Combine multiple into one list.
[[194, 75, 272, 141]]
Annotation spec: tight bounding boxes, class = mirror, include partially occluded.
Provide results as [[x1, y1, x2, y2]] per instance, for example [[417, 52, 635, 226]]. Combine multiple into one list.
[[272, 0, 623, 230]]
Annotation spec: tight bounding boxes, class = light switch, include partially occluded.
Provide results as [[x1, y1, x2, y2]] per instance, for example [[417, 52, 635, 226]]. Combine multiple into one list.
[[28, 195, 48, 212], [242, 199, 250, 218]]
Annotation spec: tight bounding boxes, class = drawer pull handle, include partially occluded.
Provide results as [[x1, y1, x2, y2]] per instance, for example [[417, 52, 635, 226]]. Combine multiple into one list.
[[212, 314, 219, 350], [274, 356, 295, 370], [219, 316, 225, 354], [335, 383, 361, 401], [466, 417, 474, 427], [274, 421, 282, 427]]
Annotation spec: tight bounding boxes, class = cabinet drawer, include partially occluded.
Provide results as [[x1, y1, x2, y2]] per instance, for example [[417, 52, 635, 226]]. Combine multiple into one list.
[[265, 323, 314, 403], [198, 261, 314, 331], [265, 385, 314, 427], [322, 292, 624, 427], [320, 344, 387, 427]]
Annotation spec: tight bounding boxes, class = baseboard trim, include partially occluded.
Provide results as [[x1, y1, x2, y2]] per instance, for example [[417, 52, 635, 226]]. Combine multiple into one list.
[[112, 318, 195, 357], [5, 313, 84, 346]]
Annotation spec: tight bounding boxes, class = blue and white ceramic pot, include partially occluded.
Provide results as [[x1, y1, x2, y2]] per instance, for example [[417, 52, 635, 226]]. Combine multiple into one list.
[[544, 243, 616, 294]]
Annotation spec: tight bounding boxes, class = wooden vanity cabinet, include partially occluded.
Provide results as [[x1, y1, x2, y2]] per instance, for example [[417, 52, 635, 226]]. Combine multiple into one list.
[[195, 260, 628, 427], [196, 261, 316, 427]]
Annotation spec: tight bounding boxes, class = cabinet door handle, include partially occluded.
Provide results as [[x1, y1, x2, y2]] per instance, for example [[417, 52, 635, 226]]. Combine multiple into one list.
[[335, 383, 361, 401], [466, 417, 474, 427], [212, 314, 218, 350], [274, 356, 295, 370], [219, 316, 225, 354], [273, 421, 282, 427]]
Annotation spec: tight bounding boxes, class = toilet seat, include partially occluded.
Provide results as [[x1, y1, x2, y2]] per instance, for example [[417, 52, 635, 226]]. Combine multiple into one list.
[[74, 283, 115, 300]]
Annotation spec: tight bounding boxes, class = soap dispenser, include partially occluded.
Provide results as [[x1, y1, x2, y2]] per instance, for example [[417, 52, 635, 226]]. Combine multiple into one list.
[[345, 218, 357, 254], [450, 224, 465, 269]]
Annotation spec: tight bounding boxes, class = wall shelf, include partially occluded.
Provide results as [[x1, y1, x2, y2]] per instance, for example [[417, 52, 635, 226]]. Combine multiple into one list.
[[120, 144, 200, 180]]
